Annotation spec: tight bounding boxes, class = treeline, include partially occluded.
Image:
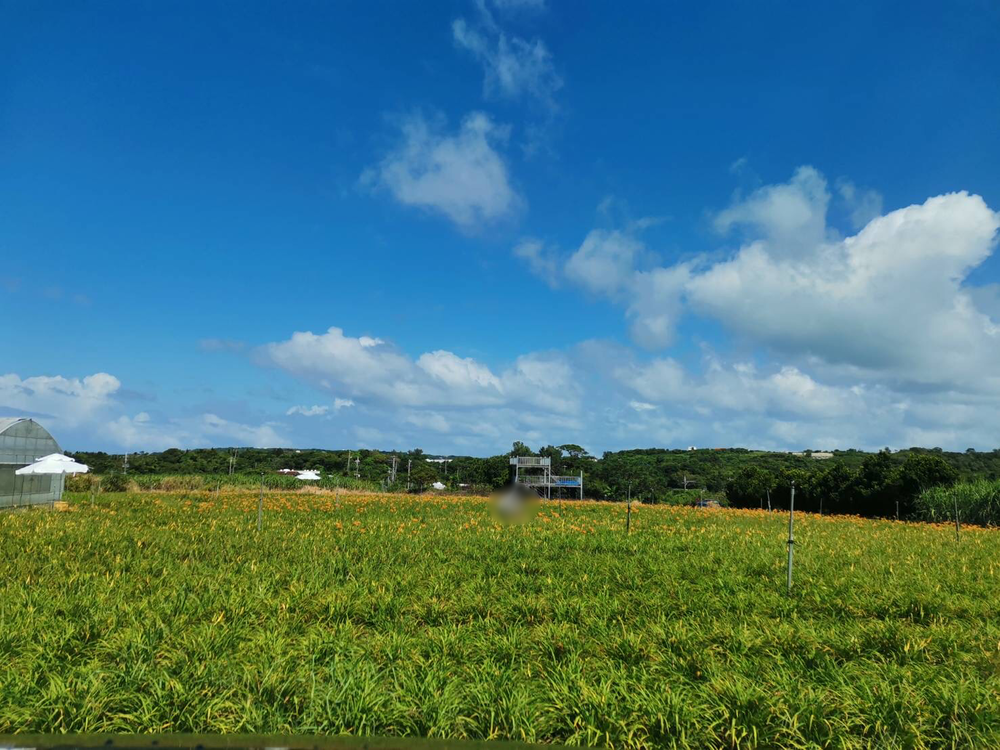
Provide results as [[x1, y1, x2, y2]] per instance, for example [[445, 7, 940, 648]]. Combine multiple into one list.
[[725, 451, 959, 518], [69, 443, 1000, 518]]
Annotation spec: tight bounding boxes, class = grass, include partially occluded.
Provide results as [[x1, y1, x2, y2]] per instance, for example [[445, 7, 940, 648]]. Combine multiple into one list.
[[2, 490, 1000, 748], [917, 478, 1000, 527]]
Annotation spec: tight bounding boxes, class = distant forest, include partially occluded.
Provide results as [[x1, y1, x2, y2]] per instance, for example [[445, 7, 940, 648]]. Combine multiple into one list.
[[69, 443, 1000, 519]]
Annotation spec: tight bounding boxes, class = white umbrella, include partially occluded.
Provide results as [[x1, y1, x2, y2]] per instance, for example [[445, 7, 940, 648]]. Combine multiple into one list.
[[14, 453, 89, 509], [16, 453, 90, 475]]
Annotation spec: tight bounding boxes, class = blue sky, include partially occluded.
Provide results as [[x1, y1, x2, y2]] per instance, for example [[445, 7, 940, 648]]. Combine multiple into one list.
[[2, 0, 1000, 455]]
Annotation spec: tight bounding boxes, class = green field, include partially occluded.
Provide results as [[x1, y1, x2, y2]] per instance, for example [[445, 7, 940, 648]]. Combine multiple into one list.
[[3, 491, 1000, 748]]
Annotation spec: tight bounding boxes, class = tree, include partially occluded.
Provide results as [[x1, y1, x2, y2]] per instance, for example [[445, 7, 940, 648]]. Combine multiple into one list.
[[726, 466, 775, 509], [509, 441, 534, 457], [808, 463, 855, 515], [848, 450, 899, 517], [408, 461, 439, 490], [897, 453, 957, 517], [558, 444, 589, 459]]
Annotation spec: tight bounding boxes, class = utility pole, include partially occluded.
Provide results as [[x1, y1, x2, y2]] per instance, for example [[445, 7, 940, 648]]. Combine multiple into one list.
[[407, 459, 412, 491], [123, 453, 129, 475], [346, 451, 351, 473], [354, 457, 360, 479]]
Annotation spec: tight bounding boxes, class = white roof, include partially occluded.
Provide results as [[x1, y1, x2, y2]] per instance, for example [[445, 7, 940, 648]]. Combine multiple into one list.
[[0, 417, 26, 435], [16, 453, 89, 475]]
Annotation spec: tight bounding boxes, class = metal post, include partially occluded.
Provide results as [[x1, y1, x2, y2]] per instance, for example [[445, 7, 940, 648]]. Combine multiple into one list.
[[955, 494, 961, 542], [257, 472, 264, 532], [626, 482, 631, 534], [786, 481, 795, 594], [766, 488, 772, 513], [895, 500, 899, 520]]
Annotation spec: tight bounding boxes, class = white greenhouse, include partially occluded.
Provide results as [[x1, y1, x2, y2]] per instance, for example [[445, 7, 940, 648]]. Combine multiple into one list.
[[0, 418, 66, 508]]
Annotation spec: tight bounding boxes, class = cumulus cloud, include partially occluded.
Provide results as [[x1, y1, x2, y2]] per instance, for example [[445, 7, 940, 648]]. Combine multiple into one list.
[[361, 111, 523, 231], [516, 227, 689, 348], [688, 187, 1000, 391], [714, 165, 831, 255], [836, 179, 884, 230], [106, 412, 288, 450], [258, 326, 582, 418], [0, 372, 121, 427], [522, 167, 1000, 394], [564, 229, 646, 298]]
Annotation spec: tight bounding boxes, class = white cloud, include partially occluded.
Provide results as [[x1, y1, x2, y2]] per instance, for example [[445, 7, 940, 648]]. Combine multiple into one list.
[[564, 229, 646, 298], [286, 404, 330, 417], [198, 414, 286, 448], [688, 187, 1000, 391], [334, 398, 354, 410], [404, 411, 452, 433], [258, 326, 585, 425], [629, 400, 656, 411], [0, 372, 121, 428], [837, 179, 884, 230], [106, 414, 189, 452], [532, 167, 1000, 396], [714, 165, 831, 255], [259, 327, 507, 409], [361, 111, 523, 231], [517, 227, 689, 349], [106, 412, 288, 451], [417, 350, 503, 392], [452, 9, 561, 110], [513, 238, 560, 286]]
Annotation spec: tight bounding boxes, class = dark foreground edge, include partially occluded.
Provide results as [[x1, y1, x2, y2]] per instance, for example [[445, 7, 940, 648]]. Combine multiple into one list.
[[0, 736, 557, 750]]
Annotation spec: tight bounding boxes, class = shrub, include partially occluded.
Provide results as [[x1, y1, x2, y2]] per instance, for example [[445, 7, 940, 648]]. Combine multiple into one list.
[[99, 474, 129, 493], [65, 474, 96, 492]]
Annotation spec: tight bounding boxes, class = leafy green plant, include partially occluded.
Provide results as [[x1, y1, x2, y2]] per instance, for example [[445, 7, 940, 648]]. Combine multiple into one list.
[[3, 491, 1000, 747]]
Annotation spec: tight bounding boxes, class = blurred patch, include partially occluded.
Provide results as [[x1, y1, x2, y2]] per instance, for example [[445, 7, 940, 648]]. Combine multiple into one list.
[[490, 484, 540, 525]]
